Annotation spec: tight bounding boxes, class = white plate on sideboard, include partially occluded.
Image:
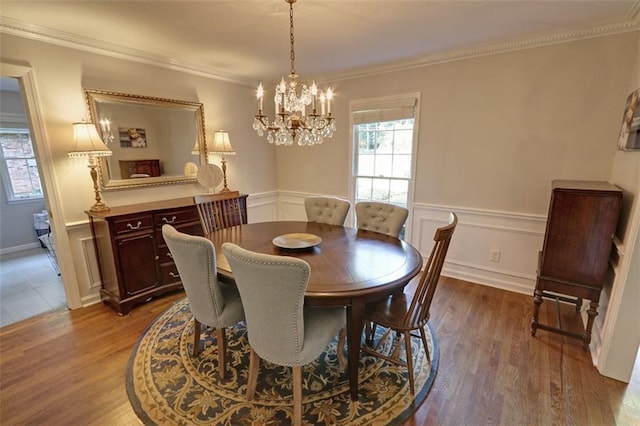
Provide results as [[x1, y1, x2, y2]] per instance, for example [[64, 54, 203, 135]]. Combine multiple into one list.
[[272, 233, 322, 250]]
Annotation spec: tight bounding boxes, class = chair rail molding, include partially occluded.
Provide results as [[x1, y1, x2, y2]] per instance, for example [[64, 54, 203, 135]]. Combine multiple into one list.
[[410, 203, 547, 295]]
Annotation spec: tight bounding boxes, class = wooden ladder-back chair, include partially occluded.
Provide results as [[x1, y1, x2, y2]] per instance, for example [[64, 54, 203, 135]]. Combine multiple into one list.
[[362, 212, 458, 394], [194, 191, 244, 235]]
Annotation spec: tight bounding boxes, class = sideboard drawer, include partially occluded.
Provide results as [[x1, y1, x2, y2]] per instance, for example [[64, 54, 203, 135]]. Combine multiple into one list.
[[154, 207, 199, 228], [113, 214, 154, 235]]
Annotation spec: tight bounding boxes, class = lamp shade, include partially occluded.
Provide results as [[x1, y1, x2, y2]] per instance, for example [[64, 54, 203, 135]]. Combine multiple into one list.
[[68, 122, 112, 158], [190, 140, 200, 156], [209, 130, 235, 155]]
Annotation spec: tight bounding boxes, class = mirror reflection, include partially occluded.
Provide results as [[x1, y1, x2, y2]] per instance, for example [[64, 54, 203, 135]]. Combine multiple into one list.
[[84, 89, 206, 190]]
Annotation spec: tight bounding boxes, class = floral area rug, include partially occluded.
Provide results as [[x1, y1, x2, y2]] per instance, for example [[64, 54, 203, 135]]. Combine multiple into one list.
[[126, 298, 439, 425]]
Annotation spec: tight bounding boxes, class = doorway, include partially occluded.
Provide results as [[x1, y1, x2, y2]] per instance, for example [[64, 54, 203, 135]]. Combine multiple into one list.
[[0, 75, 68, 326]]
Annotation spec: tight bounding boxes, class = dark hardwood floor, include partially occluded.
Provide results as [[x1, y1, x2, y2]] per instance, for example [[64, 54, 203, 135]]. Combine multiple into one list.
[[0, 277, 637, 425]]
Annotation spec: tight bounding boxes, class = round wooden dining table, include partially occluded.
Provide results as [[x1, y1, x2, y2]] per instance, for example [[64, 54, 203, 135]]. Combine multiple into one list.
[[208, 221, 423, 401]]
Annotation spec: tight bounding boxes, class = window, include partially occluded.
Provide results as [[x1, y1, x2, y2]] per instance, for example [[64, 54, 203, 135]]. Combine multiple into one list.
[[351, 94, 419, 208], [0, 127, 43, 201]]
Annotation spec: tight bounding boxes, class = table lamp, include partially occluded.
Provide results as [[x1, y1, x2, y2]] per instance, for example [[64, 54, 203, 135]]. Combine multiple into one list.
[[68, 121, 112, 212], [208, 130, 235, 192]]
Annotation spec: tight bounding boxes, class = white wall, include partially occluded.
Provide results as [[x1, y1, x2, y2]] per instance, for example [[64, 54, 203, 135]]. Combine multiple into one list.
[[1, 26, 638, 381], [598, 30, 640, 382], [274, 31, 640, 381], [0, 33, 278, 305]]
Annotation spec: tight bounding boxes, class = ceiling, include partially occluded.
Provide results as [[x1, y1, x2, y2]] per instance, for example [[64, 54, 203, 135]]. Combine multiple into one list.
[[1, 1, 639, 86]]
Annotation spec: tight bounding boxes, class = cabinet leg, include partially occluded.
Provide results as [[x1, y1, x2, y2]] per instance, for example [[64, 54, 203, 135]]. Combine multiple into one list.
[[582, 301, 599, 351], [531, 289, 543, 336]]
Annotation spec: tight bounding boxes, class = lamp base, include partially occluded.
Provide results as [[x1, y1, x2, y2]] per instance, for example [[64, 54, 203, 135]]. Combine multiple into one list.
[[90, 201, 110, 212]]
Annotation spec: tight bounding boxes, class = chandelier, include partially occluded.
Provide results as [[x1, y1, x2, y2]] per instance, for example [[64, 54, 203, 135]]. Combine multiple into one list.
[[253, 0, 336, 146]]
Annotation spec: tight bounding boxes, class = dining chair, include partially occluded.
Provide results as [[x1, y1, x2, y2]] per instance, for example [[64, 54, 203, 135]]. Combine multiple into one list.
[[222, 242, 346, 426], [304, 196, 351, 226], [355, 201, 409, 238], [194, 190, 244, 235], [162, 224, 245, 379], [361, 212, 457, 395]]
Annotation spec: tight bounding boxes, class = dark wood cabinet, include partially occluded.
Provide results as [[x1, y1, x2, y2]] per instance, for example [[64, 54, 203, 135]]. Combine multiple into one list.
[[87, 195, 248, 314], [531, 180, 622, 349], [119, 159, 161, 179]]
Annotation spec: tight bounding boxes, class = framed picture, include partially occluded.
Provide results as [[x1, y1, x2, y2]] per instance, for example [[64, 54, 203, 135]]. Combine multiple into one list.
[[119, 127, 147, 148], [618, 88, 640, 151]]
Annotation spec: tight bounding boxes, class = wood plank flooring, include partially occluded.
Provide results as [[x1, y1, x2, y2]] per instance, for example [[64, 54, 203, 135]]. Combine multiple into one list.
[[0, 277, 637, 425]]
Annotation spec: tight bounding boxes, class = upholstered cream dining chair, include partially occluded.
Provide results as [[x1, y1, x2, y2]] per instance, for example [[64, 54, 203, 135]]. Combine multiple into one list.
[[222, 243, 346, 426], [162, 224, 245, 379], [362, 212, 457, 395], [304, 196, 351, 226], [355, 201, 409, 238]]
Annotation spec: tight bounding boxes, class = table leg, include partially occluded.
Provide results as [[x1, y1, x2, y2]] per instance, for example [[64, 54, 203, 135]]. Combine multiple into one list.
[[346, 301, 365, 401]]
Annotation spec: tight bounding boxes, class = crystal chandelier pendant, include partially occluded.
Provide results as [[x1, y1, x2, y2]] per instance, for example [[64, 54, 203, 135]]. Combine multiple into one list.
[[253, 0, 335, 146]]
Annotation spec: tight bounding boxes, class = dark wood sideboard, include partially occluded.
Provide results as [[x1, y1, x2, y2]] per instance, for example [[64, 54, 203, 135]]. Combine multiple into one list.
[[86, 195, 248, 314], [531, 180, 622, 349]]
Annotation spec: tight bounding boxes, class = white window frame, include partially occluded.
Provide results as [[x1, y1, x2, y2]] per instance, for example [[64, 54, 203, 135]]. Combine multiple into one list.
[[349, 93, 421, 241], [0, 116, 44, 203]]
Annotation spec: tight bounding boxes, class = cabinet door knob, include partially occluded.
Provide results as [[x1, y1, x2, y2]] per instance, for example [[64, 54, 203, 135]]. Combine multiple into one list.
[[169, 272, 180, 278], [162, 216, 177, 224], [166, 252, 173, 258], [127, 221, 142, 230]]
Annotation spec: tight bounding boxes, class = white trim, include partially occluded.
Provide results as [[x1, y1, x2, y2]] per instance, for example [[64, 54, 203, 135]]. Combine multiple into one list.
[[349, 92, 421, 239], [0, 241, 40, 255], [0, 17, 254, 88], [326, 20, 640, 83], [3, 16, 637, 87], [0, 62, 83, 309]]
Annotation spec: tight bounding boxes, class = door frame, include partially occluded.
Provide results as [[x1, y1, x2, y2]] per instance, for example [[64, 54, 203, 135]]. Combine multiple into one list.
[[1, 62, 82, 309]]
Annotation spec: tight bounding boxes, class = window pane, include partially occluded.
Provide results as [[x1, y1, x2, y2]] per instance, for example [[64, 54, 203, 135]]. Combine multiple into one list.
[[356, 177, 372, 201], [392, 154, 411, 178], [358, 154, 375, 176], [6, 158, 42, 197], [371, 178, 390, 202], [0, 128, 43, 200], [393, 129, 413, 154], [389, 180, 409, 206], [376, 130, 394, 154], [374, 154, 392, 177]]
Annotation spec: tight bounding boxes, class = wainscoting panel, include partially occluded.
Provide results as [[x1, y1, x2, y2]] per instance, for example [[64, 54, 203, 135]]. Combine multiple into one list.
[[246, 191, 278, 223], [411, 204, 547, 295]]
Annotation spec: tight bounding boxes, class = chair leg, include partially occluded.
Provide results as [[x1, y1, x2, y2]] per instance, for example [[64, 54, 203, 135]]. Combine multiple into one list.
[[217, 328, 227, 379], [293, 366, 302, 426], [192, 319, 201, 357], [337, 328, 347, 369], [403, 331, 415, 395], [419, 326, 431, 362], [246, 348, 260, 400]]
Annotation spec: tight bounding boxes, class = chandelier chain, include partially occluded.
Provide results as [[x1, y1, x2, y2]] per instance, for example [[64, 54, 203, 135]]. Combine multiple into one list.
[[289, 0, 296, 76]]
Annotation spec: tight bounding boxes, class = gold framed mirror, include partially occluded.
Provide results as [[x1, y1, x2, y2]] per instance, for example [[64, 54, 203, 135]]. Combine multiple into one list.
[[84, 89, 207, 190]]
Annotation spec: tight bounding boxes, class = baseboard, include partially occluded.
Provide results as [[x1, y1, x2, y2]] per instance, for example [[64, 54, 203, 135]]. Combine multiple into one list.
[[0, 242, 41, 255]]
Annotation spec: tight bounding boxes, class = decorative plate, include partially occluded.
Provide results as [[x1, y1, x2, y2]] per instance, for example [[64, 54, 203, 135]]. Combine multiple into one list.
[[272, 233, 322, 249], [197, 163, 223, 189]]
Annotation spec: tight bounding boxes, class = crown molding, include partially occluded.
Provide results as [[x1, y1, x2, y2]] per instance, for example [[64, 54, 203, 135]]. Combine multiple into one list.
[[0, 16, 256, 87], [1, 15, 639, 87], [324, 19, 640, 83]]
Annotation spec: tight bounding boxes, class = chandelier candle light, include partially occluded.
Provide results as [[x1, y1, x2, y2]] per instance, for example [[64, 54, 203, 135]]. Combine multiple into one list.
[[253, 0, 336, 146], [68, 121, 112, 212]]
